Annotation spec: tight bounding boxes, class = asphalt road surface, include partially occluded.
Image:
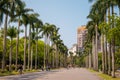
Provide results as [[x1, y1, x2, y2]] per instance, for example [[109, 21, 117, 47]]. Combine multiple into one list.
[[0, 68, 102, 80]]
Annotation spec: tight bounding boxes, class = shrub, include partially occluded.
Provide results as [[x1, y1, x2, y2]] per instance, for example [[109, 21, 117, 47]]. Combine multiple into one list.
[[11, 64, 15, 70]]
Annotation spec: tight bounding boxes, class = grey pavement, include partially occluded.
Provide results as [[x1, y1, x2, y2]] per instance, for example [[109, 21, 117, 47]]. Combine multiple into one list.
[[0, 68, 103, 80]]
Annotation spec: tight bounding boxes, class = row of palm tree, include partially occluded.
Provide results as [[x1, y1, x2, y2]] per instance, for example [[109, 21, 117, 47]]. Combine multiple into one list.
[[83, 0, 120, 78], [0, 0, 68, 72], [40, 23, 68, 69]]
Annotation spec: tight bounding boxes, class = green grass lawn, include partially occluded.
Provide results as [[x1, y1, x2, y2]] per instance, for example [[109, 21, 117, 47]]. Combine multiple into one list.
[[0, 69, 40, 76], [89, 69, 120, 80], [99, 73, 120, 80], [0, 71, 19, 76]]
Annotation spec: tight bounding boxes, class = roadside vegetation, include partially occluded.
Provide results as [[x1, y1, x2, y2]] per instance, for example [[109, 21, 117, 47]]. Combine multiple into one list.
[[89, 69, 120, 80]]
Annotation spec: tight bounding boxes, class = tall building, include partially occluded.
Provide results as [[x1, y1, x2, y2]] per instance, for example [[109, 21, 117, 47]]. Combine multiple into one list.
[[77, 25, 87, 52]]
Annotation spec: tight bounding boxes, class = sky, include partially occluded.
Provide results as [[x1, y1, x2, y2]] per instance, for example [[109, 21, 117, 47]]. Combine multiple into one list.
[[23, 0, 92, 48]]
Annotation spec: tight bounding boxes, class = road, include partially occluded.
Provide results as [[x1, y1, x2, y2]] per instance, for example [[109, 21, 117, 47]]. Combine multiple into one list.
[[0, 68, 102, 80]]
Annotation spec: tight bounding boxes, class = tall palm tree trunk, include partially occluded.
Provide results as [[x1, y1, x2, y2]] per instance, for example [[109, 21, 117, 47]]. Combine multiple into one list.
[[108, 42, 111, 75], [89, 50, 92, 69], [35, 39, 38, 69], [47, 36, 50, 66], [59, 52, 61, 67], [104, 13, 108, 74], [52, 52, 55, 68], [44, 36, 47, 69], [35, 28, 38, 70], [101, 34, 105, 73], [30, 45, 33, 70], [111, 4, 115, 78], [9, 38, 13, 71], [2, 14, 8, 72], [15, 19, 20, 71], [63, 53, 65, 67], [92, 37, 95, 70], [104, 35, 108, 74], [95, 24, 98, 71], [65, 53, 67, 67], [46, 36, 48, 68], [28, 25, 31, 70], [111, 41, 115, 77], [86, 56, 89, 68], [55, 45, 58, 68], [108, 7, 111, 76], [58, 52, 60, 67], [23, 26, 27, 70], [50, 52, 52, 67]]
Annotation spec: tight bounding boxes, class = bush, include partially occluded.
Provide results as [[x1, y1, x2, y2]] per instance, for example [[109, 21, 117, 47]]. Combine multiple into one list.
[[6, 65, 9, 71], [11, 64, 15, 70]]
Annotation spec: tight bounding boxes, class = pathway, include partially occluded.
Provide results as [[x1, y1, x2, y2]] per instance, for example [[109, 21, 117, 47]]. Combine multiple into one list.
[[0, 68, 102, 80]]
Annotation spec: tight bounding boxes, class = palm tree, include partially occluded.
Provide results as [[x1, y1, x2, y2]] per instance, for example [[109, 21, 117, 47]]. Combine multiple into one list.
[[9, 1, 33, 71], [30, 32, 36, 70], [7, 26, 17, 71], [87, 0, 112, 72], [58, 43, 67, 67], [40, 23, 52, 69], [52, 34, 60, 68], [84, 36, 92, 69], [111, 1, 116, 77], [0, 0, 18, 71], [27, 13, 39, 70], [13, 2, 33, 71], [47, 24, 60, 67], [86, 20, 95, 69], [61, 45, 68, 67], [88, 0, 119, 77], [21, 13, 39, 71], [22, 14, 29, 70], [1, 0, 9, 72], [87, 14, 99, 71], [34, 19, 43, 70], [101, 0, 117, 77], [50, 26, 60, 68], [102, 0, 117, 76], [55, 39, 63, 68]]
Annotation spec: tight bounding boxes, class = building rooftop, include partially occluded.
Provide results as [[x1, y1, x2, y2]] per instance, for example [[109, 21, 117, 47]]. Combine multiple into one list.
[[77, 25, 87, 34]]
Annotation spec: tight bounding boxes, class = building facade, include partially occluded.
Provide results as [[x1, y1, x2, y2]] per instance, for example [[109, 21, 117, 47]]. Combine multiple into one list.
[[77, 25, 87, 52]]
